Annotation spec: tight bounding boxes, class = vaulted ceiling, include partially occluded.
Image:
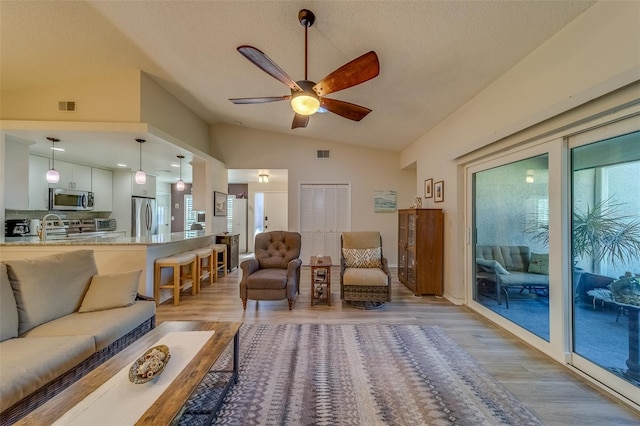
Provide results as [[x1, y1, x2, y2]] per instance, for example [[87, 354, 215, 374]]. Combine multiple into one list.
[[1, 1, 595, 181]]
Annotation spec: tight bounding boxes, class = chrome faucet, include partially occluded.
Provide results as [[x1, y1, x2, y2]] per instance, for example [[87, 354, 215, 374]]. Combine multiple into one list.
[[39, 213, 63, 241]]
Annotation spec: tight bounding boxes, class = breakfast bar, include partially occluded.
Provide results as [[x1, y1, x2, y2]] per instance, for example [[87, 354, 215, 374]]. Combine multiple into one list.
[[0, 231, 218, 305]]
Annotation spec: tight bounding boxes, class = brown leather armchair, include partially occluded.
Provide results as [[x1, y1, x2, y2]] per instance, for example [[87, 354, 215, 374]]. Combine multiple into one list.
[[240, 231, 302, 310]]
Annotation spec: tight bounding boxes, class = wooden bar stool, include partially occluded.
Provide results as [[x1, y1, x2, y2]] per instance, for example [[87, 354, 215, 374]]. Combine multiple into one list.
[[188, 247, 215, 291], [154, 252, 197, 306], [210, 243, 227, 277]]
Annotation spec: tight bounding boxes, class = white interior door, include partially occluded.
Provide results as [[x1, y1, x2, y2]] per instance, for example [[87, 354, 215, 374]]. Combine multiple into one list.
[[264, 192, 288, 232]]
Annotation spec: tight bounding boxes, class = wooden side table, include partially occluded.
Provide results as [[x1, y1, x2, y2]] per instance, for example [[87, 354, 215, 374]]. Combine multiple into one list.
[[310, 256, 332, 306]]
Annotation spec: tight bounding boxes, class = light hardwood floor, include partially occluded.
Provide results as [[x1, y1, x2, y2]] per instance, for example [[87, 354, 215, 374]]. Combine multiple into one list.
[[157, 264, 640, 425]]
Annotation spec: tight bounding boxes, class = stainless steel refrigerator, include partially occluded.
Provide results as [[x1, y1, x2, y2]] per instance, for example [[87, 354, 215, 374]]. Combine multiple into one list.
[[131, 197, 157, 237]]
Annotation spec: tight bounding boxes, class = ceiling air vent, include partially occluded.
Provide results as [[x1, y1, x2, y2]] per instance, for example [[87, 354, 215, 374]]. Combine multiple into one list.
[[317, 150, 330, 159], [58, 100, 76, 112]]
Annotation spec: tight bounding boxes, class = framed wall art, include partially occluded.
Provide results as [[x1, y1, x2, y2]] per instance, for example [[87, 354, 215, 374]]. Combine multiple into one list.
[[424, 179, 433, 198], [214, 191, 228, 216], [373, 190, 397, 212], [434, 181, 444, 203]]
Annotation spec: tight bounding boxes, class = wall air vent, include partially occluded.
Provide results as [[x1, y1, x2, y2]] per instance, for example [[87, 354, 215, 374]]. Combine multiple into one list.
[[317, 150, 330, 159], [58, 101, 76, 112]]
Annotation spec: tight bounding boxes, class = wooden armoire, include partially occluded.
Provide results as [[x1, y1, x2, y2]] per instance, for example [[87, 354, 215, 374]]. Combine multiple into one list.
[[397, 209, 444, 296]]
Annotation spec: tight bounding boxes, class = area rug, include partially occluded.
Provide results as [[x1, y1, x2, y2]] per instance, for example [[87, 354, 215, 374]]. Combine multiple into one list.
[[178, 324, 544, 425]]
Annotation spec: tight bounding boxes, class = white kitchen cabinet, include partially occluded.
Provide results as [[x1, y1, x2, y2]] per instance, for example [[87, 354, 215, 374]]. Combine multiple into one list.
[[91, 168, 113, 211], [3, 138, 29, 209], [28, 155, 50, 210], [131, 173, 156, 198], [51, 160, 92, 191]]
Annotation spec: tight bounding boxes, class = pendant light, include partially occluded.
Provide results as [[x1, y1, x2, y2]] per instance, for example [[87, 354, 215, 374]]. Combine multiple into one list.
[[134, 138, 146, 185], [176, 155, 185, 191], [45, 137, 60, 184]]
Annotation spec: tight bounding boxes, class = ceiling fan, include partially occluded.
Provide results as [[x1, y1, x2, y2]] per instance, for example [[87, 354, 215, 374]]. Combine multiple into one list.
[[229, 9, 380, 129]]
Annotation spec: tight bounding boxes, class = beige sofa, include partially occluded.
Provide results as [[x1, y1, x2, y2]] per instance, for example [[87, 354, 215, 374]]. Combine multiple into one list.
[[476, 245, 549, 308], [0, 250, 156, 424]]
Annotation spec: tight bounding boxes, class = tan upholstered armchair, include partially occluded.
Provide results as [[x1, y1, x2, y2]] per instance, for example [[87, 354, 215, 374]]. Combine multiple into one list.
[[240, 231, 302, 310], [340, 231, 391, 309]]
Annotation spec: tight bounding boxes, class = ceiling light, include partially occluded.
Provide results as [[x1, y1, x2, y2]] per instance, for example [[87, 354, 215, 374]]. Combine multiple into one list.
[[135, 138, 146, 185], [45, 137, 60, 184], [290, 80, 319, 116], [176, 155, 185, 191], [50, 146, 65, 152], [117, 163, 127, 167], [526, 169, 535, 184], [259, 173, 269, 183]]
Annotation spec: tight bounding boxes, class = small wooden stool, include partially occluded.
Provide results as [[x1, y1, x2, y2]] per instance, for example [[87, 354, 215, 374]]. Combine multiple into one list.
[[187, 247, 215, 291], [210, 243, 227, 276], [154, 252, 197, 306]]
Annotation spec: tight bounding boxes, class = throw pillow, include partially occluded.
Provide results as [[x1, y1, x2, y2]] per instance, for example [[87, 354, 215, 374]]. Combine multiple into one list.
[[528, 253, 549, 275], [476, 258, 510, 275], [79, 270, 142, 313], [343, 247, 382, 268]]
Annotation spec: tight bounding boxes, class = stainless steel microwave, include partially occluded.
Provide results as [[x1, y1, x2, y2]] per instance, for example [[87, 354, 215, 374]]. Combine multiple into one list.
[[49, 188, 94, 211]]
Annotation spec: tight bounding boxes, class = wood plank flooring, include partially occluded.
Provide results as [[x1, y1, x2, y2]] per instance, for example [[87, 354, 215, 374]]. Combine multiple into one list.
[[157, 263, 640, 425]]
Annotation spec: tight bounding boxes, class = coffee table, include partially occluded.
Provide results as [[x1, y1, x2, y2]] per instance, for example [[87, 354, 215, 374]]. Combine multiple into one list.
[[15, 321, 242, 425]]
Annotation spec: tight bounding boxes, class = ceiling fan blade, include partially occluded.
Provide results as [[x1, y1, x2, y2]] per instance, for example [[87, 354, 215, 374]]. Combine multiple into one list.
[[292, 113, 309, 129], [313, 51, 380, 97], [237, 46, 302, 91], [229, 95, 291, 104], [321, 98, 372, 121]]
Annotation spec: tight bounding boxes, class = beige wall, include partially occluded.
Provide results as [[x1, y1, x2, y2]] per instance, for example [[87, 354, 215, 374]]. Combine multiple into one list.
[[0, 70, 141, 122], [140, 72, 210, 155], [211, 124, 416, 265], [401, 1, 640, 302]]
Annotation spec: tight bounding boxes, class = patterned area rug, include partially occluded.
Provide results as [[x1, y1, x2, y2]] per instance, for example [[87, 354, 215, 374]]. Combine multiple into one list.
[[178, 324, 544, 425]]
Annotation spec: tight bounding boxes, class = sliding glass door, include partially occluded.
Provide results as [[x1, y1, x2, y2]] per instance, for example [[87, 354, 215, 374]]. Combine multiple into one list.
[[570, 128, 640, 397], [472, 154, 550, 340]]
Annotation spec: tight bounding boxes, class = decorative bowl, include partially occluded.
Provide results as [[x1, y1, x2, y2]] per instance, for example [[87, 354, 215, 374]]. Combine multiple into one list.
[[128, 345, 171, 384]]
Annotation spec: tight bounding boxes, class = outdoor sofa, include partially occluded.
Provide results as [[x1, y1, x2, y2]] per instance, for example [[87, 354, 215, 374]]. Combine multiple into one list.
[[476, 245, 549, 308], [0, 250, 156, 424]]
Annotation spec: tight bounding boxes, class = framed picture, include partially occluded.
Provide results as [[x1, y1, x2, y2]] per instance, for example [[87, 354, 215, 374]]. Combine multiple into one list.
[[214, 191, 227, 216], [424, 179, 433, 198], [434, 181, 444, 203], [373, 190, 397, 212]]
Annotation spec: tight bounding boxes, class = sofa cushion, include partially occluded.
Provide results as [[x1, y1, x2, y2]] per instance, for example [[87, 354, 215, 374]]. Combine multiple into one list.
[[342, 232, 381, 249], [476, 258, 510, 275], [497, 271, 549, 287], [79, 270, 142, 313], [343, 268, 389, 286], [255, 231, 302, 269], [0, 263, 19, 342], [22, 300, 156, 351], [5, 250, 98, 335], [0, 335, 95, 412], [246, 269, 288, 290], [528, 253, 549, 275], [476, 245, 530, 272], [343, 247, 382, 268]]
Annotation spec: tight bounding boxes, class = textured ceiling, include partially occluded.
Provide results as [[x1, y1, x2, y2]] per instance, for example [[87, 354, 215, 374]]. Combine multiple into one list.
[[1, 1, 595, 177]]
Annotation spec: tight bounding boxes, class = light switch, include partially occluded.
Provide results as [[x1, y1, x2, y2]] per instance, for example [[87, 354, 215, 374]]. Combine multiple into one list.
[[171, 216, 174, 221], [174, 203, 179, 209]]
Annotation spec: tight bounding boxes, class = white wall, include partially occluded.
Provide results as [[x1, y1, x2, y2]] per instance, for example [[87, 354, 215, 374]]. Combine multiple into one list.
[[400, 1, 640, 302], [211, 124, 416, 265]]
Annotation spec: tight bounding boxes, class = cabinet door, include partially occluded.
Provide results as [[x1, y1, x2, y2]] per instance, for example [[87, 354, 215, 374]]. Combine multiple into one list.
[[4, 139, 29, 209], [73, 164, 92, 191], [131, 173, 156, 198], [28, 155, 50, 210], [49, 160, 73, 189], [91, 168, 113, 211]]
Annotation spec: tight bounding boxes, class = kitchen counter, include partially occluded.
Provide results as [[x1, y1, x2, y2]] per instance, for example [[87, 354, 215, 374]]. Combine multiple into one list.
[[0, 230, 208, 246], [0, 231, 219, 304]]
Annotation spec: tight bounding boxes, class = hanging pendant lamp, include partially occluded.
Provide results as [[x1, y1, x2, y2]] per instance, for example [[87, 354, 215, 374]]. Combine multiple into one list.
[[46, 137, 60, 184], [176, 155, 185, 191], [135, 138, 146, 184]]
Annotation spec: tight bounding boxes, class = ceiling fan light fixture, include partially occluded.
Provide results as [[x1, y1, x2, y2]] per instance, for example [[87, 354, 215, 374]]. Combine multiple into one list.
[[291, 82, 320, 116]]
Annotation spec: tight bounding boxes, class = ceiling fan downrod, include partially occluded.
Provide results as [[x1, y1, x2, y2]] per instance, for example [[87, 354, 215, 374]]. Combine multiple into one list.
[[298, 9, 315, 81]]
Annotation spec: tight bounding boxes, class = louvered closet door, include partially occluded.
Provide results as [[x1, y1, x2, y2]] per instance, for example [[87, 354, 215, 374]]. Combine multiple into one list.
[[300, 184, 350, 264]]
